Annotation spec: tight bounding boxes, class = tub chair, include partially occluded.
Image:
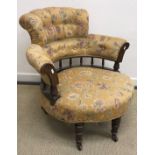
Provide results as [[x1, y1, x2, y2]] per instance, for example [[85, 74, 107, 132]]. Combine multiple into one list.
[[19, 7, 134, 150]]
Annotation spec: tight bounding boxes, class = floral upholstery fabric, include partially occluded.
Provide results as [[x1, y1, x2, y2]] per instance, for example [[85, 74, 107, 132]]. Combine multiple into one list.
[[40, 67, 134, 123], [26, 44, 53, 72], [44, 38, 103, 61], [20, 7, 129, 73], [45, 35, 126, 62], [87, 34, 127, 61], [19, 7, 89, 46], [26, 36, 127, 72]]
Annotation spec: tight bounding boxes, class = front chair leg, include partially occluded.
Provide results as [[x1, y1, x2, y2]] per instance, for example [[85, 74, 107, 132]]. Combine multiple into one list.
[[111, 117, 121, 142], [75, 123, 84, 151]]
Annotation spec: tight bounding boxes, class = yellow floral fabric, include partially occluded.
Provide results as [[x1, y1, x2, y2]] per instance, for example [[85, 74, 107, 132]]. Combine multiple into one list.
[[26, 44, 53, 72], [26, 36, 127, 72], [40, 67, 134, 123], [20, 7, 129, 73], [44, 38, 102, 61], [87, 34, 127, 61], [19, 7, 89, 46]]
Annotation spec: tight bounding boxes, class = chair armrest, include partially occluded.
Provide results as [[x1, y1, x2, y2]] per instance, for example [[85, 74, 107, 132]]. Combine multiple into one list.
[[27, 44, 60, 103], [26, 44, 53, 72], [87, 34, 129, 62]]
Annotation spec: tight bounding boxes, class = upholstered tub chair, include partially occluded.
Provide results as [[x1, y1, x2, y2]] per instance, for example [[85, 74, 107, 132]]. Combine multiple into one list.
[[19, 7, 134, 150]]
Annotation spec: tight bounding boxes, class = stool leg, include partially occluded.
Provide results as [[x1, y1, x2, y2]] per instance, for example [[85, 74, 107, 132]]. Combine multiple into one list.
[[75, 123, 84, 151], [111, 117, 121, 142]]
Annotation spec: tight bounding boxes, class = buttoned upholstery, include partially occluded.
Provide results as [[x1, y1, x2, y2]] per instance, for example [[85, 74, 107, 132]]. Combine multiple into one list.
[[19, 7, 89, 46]]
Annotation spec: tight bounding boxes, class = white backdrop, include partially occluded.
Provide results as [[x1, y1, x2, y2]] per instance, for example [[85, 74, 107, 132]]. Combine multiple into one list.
[[17, 0, 137, 84]]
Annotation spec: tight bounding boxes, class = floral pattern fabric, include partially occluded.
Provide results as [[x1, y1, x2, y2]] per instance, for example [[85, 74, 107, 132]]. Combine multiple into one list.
[[87, 34, 127, 61], [44, 38, 102, 61], [26, 44, 53, 72], [26, 36, 127, 72], [19, 7, 89, 46], [40, 67, 134, 123], [20, 7, 129, 72]]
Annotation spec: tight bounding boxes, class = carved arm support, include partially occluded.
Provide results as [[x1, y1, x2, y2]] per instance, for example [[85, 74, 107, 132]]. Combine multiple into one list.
[[114, 42, 130, 71], [40, 63, 60, 104]]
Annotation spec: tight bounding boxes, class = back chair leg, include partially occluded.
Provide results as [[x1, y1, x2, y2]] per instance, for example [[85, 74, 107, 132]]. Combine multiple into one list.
[[75, 123, 84, 151], [111, 117, 121, 142]]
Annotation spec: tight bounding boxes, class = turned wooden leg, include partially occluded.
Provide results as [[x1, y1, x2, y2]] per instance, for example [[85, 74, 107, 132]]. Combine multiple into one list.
[[75, 123, 84, 151], [41, 107, 48, 115], [111, 117, 121, 142]]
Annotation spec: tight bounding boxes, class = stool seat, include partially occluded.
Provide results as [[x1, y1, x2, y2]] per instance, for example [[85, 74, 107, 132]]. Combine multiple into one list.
[[40, 67, 134, 123]]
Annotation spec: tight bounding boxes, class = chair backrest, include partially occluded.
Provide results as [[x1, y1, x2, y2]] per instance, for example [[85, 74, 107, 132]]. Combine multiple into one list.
[[19, 7, 89, 46]]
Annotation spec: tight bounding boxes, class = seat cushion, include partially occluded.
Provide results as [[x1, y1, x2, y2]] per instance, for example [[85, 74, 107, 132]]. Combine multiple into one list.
[[40, 67, 134, 123]]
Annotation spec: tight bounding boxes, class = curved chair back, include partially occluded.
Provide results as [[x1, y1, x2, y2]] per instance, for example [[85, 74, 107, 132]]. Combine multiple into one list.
[[19, 7, 89, 46]]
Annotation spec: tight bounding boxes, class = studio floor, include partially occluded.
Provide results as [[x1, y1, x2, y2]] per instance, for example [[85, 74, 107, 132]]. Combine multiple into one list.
[[17, 85, 136, 155]]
